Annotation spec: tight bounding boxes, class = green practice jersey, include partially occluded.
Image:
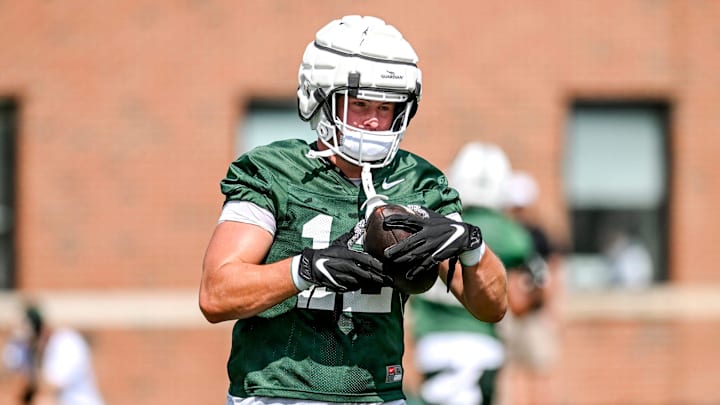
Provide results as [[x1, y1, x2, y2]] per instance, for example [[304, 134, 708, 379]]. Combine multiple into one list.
[[219, 139, 461, 402], [410, 206, 534, 340]]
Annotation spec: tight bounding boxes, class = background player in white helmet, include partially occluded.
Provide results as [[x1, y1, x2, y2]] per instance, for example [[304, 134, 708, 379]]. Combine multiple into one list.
[[199, 16, 508, 404], [404, 142, 543, 405]]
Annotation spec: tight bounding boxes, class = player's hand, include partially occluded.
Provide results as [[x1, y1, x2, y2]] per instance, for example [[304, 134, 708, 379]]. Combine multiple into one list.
[[382, 206, 483, 280], [297, 226, 392, 293]]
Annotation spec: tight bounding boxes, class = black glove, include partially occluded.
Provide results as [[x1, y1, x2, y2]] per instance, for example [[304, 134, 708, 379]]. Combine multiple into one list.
[[298, 226, 392, 293], [382, 207, 483, 280]]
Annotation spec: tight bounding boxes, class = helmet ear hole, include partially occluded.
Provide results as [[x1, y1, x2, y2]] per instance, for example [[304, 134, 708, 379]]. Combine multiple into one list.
[[317, 123, 329, 138]]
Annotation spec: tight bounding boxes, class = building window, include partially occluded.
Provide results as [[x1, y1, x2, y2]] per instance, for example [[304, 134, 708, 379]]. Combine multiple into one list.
[[563, 102, 669, 290], [0, 100, 16, 289], [236, 99, 316, 156]]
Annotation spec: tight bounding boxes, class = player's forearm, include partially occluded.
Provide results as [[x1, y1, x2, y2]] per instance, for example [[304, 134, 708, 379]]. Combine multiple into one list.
[[199, 258, 298, 322], [461, 249, 508, 322]]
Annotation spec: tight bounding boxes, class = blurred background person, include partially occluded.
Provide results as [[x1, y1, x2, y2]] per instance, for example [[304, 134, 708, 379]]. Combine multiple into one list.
[[404, 142, 551, 405], [502, 168, 562, 313], [2, 302, 104, 405], [498, 170, 562, 400], [503, 171, 555, 271], [600, 225, 653, 290]]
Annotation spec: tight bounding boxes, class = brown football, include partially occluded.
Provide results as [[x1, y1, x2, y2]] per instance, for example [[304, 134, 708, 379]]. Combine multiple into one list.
[[364, 204, 438, 294]]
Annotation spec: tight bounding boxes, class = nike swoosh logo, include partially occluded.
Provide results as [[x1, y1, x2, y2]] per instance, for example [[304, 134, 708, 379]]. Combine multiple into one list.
[[432, 224, 465, 258], [381, 178, 405, 190], [316, 259, 343, 289]]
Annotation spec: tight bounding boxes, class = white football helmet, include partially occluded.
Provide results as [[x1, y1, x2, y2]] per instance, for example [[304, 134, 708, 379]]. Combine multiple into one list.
[[448, 142, 512, 209], [297, 15, 422, 168]]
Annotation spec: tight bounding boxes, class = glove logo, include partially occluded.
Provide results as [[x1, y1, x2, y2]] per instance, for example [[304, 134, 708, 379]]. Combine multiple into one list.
[[315, 258, 343, 290], [381, 178, 405, 190], [432, 224, 465, 259]]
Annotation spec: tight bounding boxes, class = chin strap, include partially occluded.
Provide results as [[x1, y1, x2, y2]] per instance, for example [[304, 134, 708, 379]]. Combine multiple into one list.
[[360, 164, 388, 219], [305, 148, 335, 160]]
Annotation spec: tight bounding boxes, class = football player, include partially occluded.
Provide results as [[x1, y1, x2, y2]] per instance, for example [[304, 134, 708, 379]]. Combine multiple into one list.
[[405, 143, 548, 405], [199, 15, 507, 404]]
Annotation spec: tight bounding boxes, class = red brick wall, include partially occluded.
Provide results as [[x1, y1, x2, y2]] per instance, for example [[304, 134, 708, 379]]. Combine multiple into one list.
[[1, 1, 719, 404], [88, 328, 232, 405], [1, 0, 718, 289], [499, 318, 720, 405], [3, 313, 719, 405]]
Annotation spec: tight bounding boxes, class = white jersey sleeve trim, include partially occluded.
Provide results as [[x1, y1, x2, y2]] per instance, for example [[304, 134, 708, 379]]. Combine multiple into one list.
[[218, 201, 276, 236]]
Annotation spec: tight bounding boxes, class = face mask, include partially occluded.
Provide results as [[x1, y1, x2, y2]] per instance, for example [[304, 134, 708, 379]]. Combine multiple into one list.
[[339, 126, 398, 162], [310, 97, 412, 169]]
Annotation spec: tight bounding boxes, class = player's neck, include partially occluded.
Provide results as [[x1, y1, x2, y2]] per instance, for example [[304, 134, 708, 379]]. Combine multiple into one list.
[[331, 156, 361, 179], [316, 139, 362, 178]]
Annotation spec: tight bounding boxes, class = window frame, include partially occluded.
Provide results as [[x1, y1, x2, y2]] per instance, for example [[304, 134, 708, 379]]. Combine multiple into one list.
[[564, 100, 671, 288], [0, 99, 17, 289]]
